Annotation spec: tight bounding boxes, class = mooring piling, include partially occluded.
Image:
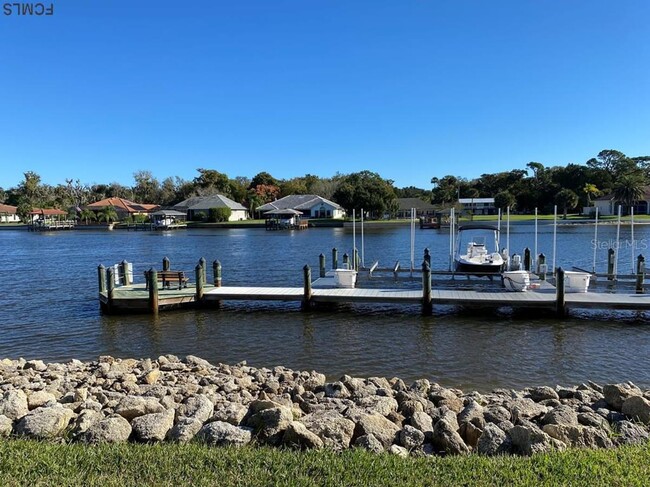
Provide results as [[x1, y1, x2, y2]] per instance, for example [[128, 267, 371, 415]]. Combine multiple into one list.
[[524, 248, 531, 272], [213, 260, 222, 287], [319, 254, 326, 277], [147, 269, 158, 314], [302, 265, 312, 310], [636, 254, 645, 294], [556, 267, 566, 317], [607, 248, 616, 280], [538, 253, 546, 281], [422, 261, 432, 316], [162, 257, 170, 271], [332, 248, 338, 270], [98, 265, 106, 294], [195, 264, 204, 302]]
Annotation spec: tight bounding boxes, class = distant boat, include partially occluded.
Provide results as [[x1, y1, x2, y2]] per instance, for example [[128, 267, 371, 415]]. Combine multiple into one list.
[[454, 223, 505, 274], [419, 216, 441, 229]]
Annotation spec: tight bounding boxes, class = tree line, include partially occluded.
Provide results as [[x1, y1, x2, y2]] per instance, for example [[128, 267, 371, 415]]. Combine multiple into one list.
[[1, 149, 648, 222]]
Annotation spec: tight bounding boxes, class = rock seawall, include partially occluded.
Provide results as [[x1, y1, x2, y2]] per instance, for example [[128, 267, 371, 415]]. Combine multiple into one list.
[[1, 355, 649, 456]]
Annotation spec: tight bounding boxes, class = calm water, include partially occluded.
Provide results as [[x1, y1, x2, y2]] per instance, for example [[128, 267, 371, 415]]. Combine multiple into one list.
[[1, 222, 649, 392]]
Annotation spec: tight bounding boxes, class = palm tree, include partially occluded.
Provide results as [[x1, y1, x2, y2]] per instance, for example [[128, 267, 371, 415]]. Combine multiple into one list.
[[613, 174, 646, 215], [97, 206, 118, 224], [555, 189, 579, 219], [79, 208, 96, 225], [582, 183, 600, 207]]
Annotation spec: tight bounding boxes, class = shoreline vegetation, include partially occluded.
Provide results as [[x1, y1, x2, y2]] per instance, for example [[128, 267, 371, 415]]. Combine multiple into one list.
[[2, 355, 650, 485]]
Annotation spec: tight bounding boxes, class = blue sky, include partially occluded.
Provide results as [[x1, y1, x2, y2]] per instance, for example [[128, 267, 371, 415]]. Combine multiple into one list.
[[1, 0, 648, 190]]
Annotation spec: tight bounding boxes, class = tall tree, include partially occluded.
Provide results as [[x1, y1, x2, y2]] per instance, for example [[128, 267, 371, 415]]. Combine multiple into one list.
[[132, 170, 161, 203], [332, 171, 396, 218], [193, 169, 231, 196], [613, 174, 646, 214], [555, 189, 579, 219]]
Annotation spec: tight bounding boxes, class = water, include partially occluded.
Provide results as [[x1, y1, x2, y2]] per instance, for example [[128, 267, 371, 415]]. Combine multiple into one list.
[[1, 222, 649, 392]]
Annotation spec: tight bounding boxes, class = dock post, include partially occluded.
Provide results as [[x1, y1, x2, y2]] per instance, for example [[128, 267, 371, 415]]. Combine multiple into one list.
[[556, 267, 566, 317], [147, 269, 158, 314], [636, 254, 645, 294], [424, 248, 431, 267], [106, 267, 115, 312], [163, 257, 170, 271], [343, 253, 349, 270], [538, 253, 546, 280], [98, 265, 106, 294], [332, 248, 338, 269], [353, 248, 359, 271], [319, 254, 326, 278], [199, 257, 207, 285], [120, 260, 129, 285], [213, 260, 222, 287], [422, 261, 432, 316], [607, 248, 616, 280], [195, 264, 204, 302], [301, 265, 312, 310], [524, 248, 531, 272]]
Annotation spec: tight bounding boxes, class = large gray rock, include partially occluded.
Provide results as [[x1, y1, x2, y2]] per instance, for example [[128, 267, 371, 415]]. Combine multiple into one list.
[[354, 413, 400, 449], [541, 405, 579, 427], [578, 411, 611, 431], [621, 396, 650, 424], [167, 417, 203, 443], [282, 421, 324, 450], [197, 421, 253, 447], [27, 390, 57, 410], [484, 405, 511, 424], [246, 406, 293, 445], [115, 396, 165, 420], [528, 386, 559, 402], [70, 410, 103, 438], [354, 433, 384, 453], [509, 424, 565, 456], [508, 398, 548, 423], [603, 383, 642, 411], [324, 382, 351, 399], [399, 424, 425, 450], [355, 396, 398, 416], [477, 423, 512, 456], [542, 424, 613, 449], [612, 420, 650, 446], [409, 411, 434, 440], [431, 418, 470, 455], [14, 405, 75, 439], [429, 388, 463, 412], [81, 415, 132, 444], [300, 410, 355, 450], [0, 414, 14, 437], [131, 409, 175, 442], [457, 400, 485, 428], [176, 395, 214, 424], [211, 402, 248, 425], [0, 390, 28, 420]]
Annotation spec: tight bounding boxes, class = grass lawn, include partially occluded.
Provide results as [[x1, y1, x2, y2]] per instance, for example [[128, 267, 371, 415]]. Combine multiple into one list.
[[1, 440, 650, 486]]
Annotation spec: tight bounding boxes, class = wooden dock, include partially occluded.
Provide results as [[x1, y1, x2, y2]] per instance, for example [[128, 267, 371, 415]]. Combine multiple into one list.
[[97, 259, 650, 316]]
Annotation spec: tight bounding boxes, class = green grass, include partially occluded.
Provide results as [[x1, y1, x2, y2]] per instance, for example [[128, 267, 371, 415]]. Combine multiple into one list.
[[1, 440, 650, 486]]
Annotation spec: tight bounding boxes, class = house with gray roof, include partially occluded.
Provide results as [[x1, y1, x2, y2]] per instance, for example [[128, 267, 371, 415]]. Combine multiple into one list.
[[396, 198, 437, 219], [173, 195, 249, 221], [256, 195, 345, 219]]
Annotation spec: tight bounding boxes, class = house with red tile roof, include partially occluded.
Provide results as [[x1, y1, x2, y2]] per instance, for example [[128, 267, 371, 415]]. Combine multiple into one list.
[[0, 204, 20, 223]]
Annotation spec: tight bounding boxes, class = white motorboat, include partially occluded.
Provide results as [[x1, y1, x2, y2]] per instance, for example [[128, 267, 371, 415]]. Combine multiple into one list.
[[454, 223, 505, 274]]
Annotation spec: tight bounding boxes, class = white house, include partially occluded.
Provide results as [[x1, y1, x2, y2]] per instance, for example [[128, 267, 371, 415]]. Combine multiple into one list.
[[0, 204, 20, 223], [173, 195, 249, 221], [593, 187, 650, 216], [458, 197, 496, 215], [256, 195, 345, 219]]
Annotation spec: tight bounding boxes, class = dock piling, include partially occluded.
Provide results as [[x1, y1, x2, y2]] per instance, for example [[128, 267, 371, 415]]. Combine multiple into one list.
[[353, 248, 359, 271], [147, 269, 158, 313], [213, 260, 222, 287], [302, 265, 312, 310], [162, 257, 170, 271], [607, 248, 616, 280], [106, 267, 115, 311], [199, 257, 207, 284], [538, 253, 546, 281], [332, 248, 338, 270], [556, 267, 566, 317], [424, 248, 431, 267], [98, 265, 106, 294], [636, 254, 645, 294], [195, 264, 204, 302], [343, 253, 349, 270], [524, 248, 531, 272], [422, 261, 432, 316], [319, 254, 326, 278]]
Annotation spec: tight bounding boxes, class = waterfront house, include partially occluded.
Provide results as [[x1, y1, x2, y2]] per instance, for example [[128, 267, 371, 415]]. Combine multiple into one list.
[[593, 187, 650, 216], [256, 195, 345, 219], [173, 195, 249, 221], [86, 197, 158, 220], [396, 198, 437, 219], [0, 204, 20, 223], [458, 197, 496, 215]]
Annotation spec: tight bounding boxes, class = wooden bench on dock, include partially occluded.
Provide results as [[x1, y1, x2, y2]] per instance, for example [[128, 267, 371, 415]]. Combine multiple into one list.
[[144, 270, 189, 290]]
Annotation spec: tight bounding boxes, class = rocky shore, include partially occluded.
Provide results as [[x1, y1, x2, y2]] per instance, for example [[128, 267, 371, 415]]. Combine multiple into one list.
[[1, 355, 649, 457]]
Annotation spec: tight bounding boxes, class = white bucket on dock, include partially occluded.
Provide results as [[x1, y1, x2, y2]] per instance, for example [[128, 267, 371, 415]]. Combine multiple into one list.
[[502, 270, 530, 292], [334, 269, 357, 288], [564, 271, 590, 293]]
